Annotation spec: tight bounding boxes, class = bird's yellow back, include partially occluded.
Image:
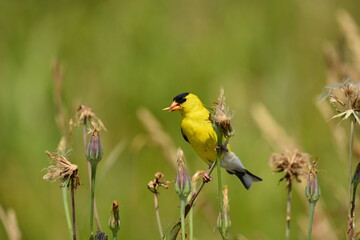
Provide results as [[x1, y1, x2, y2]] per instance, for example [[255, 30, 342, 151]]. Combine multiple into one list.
[[179, 94, 218, 165]]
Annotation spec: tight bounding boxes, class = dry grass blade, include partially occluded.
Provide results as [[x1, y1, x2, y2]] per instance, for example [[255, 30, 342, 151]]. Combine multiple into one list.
[[251, 102, 297, 151], [337, 10, 360, 76], [0, 205, 21, 240], [137, 107, 177, 169]]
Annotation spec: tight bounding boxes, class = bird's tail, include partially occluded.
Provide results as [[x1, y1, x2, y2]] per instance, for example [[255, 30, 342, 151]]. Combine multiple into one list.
[[228, 169, 262, 190]]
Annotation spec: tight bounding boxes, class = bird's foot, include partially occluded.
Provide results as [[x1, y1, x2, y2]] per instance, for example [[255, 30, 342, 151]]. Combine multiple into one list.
[[203, 171, 212, 183], [215, 143, 229, 153]]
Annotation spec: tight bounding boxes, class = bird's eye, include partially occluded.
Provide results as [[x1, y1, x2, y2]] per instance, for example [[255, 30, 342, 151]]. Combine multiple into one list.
[[173, 93, 189, 104]]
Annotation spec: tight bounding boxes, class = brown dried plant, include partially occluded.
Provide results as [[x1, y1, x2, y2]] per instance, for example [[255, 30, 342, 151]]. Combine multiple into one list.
[[43, 151, 80, 190], [269, 150, 310, 187]]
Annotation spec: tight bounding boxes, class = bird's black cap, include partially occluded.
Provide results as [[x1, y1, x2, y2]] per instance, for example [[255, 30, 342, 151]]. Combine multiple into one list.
[[173, 93, 189, 104]]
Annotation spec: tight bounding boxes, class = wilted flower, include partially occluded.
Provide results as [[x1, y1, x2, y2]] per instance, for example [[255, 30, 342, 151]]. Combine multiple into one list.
[[175, 148, 192, 199], [43, 151, 80, 190], [108, 201, 121, 234], [217, 185, 231, 236], [86, 130, 103, 165], [305, 161, 321, 203], [71, 104, 107, 131], [269, 150, 310, 187], [320, 79, 360, 123], [148, 172, 172, 194], [212, 88, 235, 138]]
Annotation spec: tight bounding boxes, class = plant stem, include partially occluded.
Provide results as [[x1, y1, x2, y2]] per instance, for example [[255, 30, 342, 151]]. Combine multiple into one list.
[[169, 160, 217, 240], [348, 119, 355, 240], [286, 182, 292, 240], [180, 197, 187, 240], [70, 178, 77, 240], [83, 123, 102, 232], [62, 179, 72, 240], [307, 202, 316, 240], [189, 205, 193, 240], [153, 193, 164, 239], [112, 232, 118, 240], [215, 127, 226, 240], [89, 163, 98, 237]]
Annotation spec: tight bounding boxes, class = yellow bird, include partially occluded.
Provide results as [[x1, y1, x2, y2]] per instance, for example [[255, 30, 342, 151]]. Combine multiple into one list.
[[164, 93, 262, 189]]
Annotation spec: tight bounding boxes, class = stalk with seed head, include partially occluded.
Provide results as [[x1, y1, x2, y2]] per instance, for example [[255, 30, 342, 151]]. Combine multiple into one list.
[[86, 130, 103, 238], [175, 148, 192, 240]]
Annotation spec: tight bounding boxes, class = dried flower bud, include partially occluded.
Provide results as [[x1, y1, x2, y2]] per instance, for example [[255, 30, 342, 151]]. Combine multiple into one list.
[[212, 88, 235, 138], [217, 185, 231, 235], [147, 172, 171, 194], [305, 162, 321, 203], [86, 130, 103, 165], [175, 148, 192, 199], [108, 201, 121, 234]]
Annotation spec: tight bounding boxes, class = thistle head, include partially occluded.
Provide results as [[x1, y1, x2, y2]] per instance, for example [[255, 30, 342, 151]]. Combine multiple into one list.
[[175, 148, 192, 199], [305, 161, 321, 203], [147, 172, 172, 194], [269, 149, 310, 188], [108, 201, 121, 234], [71, 104, 107, 131], [320, 79, 360, 123], [43, 151, 80, 190], [86, 129, 103, 166], [212, 88, 235, 138]]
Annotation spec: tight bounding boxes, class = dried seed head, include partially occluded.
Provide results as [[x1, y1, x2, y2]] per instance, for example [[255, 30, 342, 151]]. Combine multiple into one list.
[[86, 129, 103, 165], [212, 88, 235, 138], [108, 201, 121, 233], [321, 79, 360, 123], [269, 150, 310, 187], [175, 148, 192, 199], [305, 161, 321, 203], [43, 151, 80, 190], [72, 104, 107, 131], [148, 172, 172, 194]]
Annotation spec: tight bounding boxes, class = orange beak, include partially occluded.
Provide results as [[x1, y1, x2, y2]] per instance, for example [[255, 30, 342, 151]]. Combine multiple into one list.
[[163, 101, 182, 112]]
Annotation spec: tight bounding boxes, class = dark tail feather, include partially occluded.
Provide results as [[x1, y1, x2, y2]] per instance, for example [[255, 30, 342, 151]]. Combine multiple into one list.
[[228, 170, 262, 190]]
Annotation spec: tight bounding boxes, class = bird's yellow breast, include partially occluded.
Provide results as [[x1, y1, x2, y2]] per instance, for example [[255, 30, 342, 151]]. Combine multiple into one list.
[[180, 111, 217, 165]]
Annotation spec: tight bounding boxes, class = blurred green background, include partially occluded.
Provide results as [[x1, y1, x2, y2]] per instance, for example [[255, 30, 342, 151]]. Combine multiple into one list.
[[1, 0, 360, 239]]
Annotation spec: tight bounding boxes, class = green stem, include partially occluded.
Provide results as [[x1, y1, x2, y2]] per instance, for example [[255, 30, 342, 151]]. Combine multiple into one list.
[[307, 202, 316, 240], [112, 232, 118, 240], [90, 163, 98, 237], [153, 193, 164, 239], [215, 125, 226, 240], [180, 197, 187, 240], [169, 161, 217, 240], [62, 179, 72, 240]]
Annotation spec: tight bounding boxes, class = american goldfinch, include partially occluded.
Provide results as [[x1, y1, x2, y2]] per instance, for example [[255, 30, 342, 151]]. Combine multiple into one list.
[[164, 92, 262, 189]]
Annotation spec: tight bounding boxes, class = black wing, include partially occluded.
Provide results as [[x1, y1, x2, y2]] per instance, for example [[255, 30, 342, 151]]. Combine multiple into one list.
[[181, 128, 190, 143]]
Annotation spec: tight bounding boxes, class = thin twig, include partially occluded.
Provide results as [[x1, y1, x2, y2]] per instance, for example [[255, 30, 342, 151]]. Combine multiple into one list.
[[153, 193, 164, 239], [71, 178, 77, 240], [348, 119, 355, 239], [286, 182, 292, 240]]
